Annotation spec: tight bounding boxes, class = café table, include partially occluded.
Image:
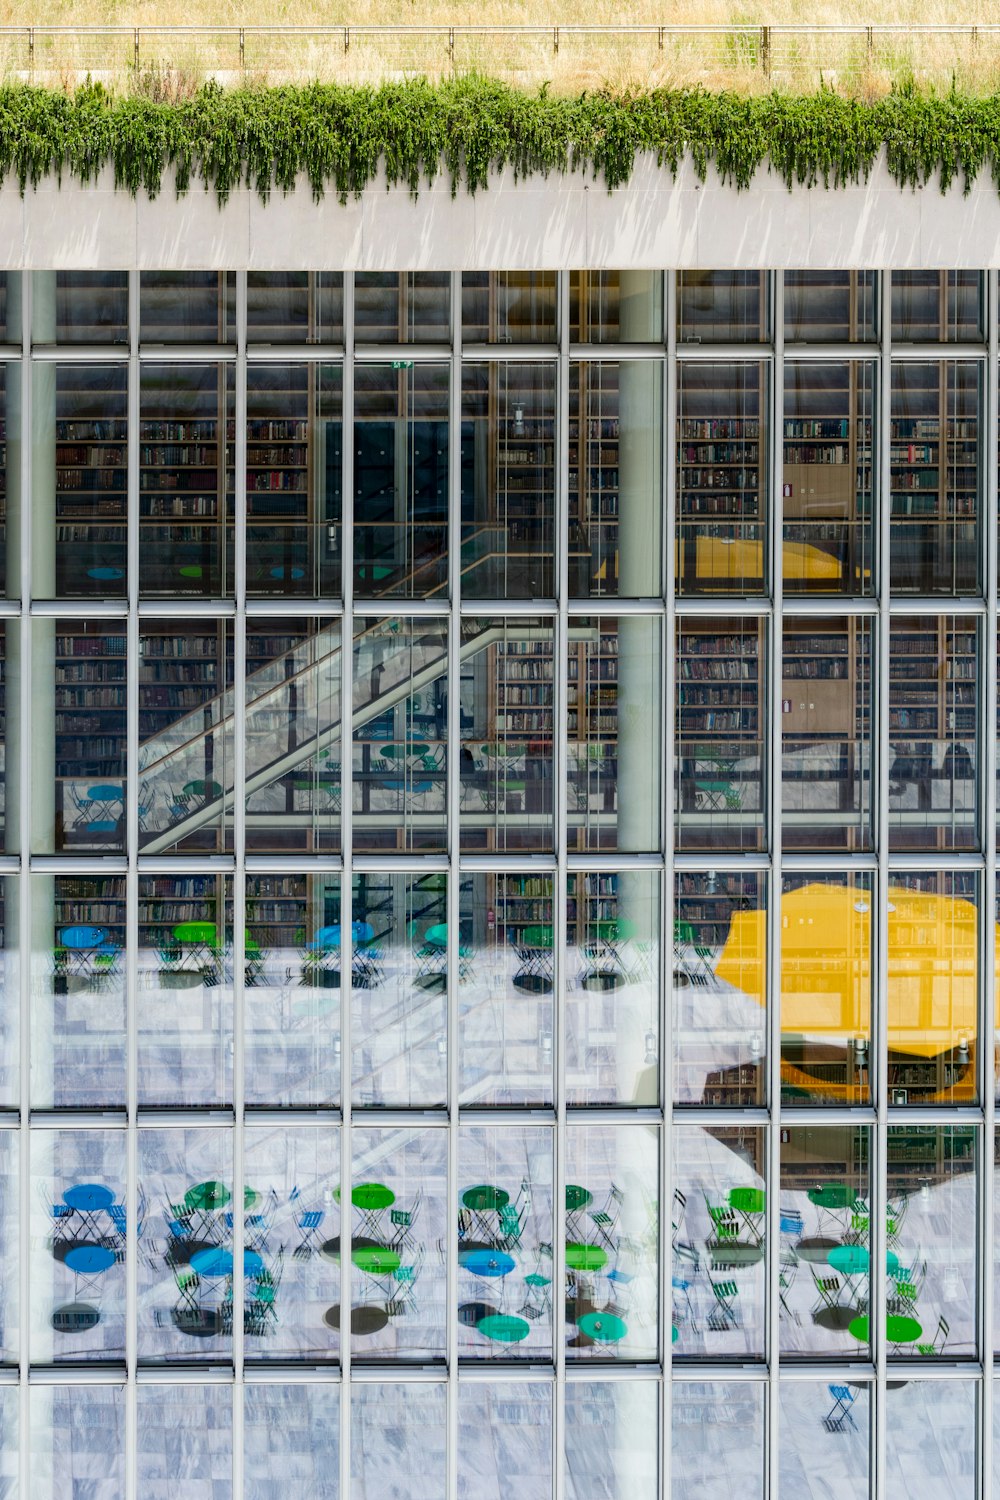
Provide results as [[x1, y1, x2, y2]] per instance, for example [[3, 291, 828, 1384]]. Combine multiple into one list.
[[461, 1183, 510, 1243], [462, 1249, 515, 1280], [808, 1183, 856, 1238], [63, 1182, 116, 1240], [827, 1243, 900, 1306], [190, 1247, 265, 1280], [728, 1186, 766, 1245], [351, 1181, 395, 1238], [477, 1313, 530, 1344], [848, 1312, 923, 1351], [577, 1310, 628, 1343], [565, 1183, 593, 1239], [513, 923, 554, 994], [565, 1242, 608, 1273]]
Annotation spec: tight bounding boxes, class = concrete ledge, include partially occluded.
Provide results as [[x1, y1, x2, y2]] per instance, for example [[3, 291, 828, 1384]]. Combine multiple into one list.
[[1, 154, 997, 268]]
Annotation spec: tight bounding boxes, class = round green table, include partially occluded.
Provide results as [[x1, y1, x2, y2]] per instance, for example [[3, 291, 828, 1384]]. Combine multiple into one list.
[[185, 1180, 230, 1212], [244, 1187, 261, 1211], [521, 924, 553, 949], [848, 1313, 923, 1347], [462, 1185, 510, 1213], [477, 1313, 531, 1344], [565, 1184, 592, 1213], [182, 779, 222, 799], [352, 1246, 401, 1275], [578, 1311, 628, 1343], [729, 1187, 765, 1215], [352, 1183, 395, 1212], [808, 1184, 855, 1210], [828, 1246, 899, 1278], [174, 921, 217, 947], [565, 1242, 608, 1272]]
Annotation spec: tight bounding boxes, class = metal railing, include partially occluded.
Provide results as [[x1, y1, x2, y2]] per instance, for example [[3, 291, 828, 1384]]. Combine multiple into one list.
[[3, 23, 1000, 89]]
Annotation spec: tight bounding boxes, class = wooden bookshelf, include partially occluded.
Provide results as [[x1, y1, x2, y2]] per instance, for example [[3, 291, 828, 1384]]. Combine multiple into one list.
[[53, 365, 128, 596], [569, 363, 619, 592], [55, 624, 127, 847], [676, 363, 765, 594], [461, 272, 557, 343], [783, 270, 877, 343], [354, 272, 450, 343], [891, 270, 983, 343]]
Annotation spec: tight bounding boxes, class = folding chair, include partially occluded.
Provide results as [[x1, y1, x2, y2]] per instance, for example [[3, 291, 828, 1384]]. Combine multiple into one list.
[[498, 1204, 523, 1249], [779, 1251, 800, 1325], [707, 1278, 741, 1331], [294, 1208, 324, 1260], [672, 1274, 698, 1330], [916, 1315, 949, 1356], [810, 1272, 844, 1319], [824, 1385, 858, 1433], [671, 1188, 688, 1246]]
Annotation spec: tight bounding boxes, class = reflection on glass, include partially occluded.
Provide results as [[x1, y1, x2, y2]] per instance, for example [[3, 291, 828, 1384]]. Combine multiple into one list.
[[46, 363, 127, 597], [0, 879, 16, 1105], [570, 364, 663, 599], [247, 364, 342, 597], [245, 618, 341, 855], [137, 875, 233, 1107], [351, 873, 447, 1108], [138, 1383, 231, 1498], [889, 616, 978, 851], [570, 270, 662, 342], [459, 874, 553, 1107], [350, 1127, 446, 1361], [458, 1125, 553, 1360], [782, 361, 875, 594], [569, 617, 661, 849], [461, 361, 556, 598], [352, 618, 447, 853], [887, 1381, 976, 1500], [458, 1382, 551, 1500], [779, 875, 872, 1106], [0, 275, 19, 344], [355, 272, 449, 343], [886, 1126, 976, 1358], [567, 1382, 659, 1500], [244, 1385, 339, 1498], [139, 271, 235, 343], [673, 870, 766, 1107], [460, 617, 554, 853], [462, 272, 557, 343], [138, 1126, 233, 1362], [671, 1381, 762, 1500], [0, 364, 19, 600], [565, 1125, 658, 1361], [672, 1124, 764, 1358], [47, 619, 126, 854], [38, 272, 128, 344], [245, 874, 340, 1107], [0, 1137, 15, 1363], [784, 270, 877, 343], [677, 272, 769, 342], [247, 272, 343, 344], [780, 1382, 869, 1493], [782, 618, 873, 850], [890, 362, 980, 593], [243, 1127, 340, 1361], [891, 270, 983, 342], [354, 363, 448, 597], [31, 1130, 124, 1363], [31, 875, 125, 1108], [779, 1126, 870, 1356], [566, 870, 660, 1106], [675, 617, 765, 852], [352, 1383, 446, 1496], [139, 363, 235, 597], [0, 1388, 12, 1497], [30, 1385, 124, 1497], [138, 620, 234, 855], [677, 362, 767, 595]]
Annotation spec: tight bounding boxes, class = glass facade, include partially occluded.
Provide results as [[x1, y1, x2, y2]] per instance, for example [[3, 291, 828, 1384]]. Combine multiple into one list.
[[0, 265, 996, 1496]]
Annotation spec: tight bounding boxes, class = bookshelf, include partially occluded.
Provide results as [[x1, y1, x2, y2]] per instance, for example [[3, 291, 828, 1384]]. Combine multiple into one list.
[[354, 272, 450, 343], [569, 363, 619, 593], [246, 272, 344, 344], [890, 270, 983, 343], [889, 361, 980, 594], [677, 271, 769, 343], [783, 270, 877, 343], [48, 272, 128, 344], [53, 364, 128, 597], [137, 873, 232, 954], [461, 272, 557, 343], [55, 623, 126, 849], [675, 619, 764, 850], [139, 272, 235, 344]]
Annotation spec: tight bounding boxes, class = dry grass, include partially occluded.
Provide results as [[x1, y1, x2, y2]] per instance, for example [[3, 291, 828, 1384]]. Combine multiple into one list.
[[5, 0, 1000, 94]]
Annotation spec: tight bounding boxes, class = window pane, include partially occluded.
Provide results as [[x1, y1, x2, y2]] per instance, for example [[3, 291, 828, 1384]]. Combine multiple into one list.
[[567, 1381, 659, 1500], [0, 363, 20, 600], [566, 869, 660, 1107], [30, 1385, 124, 1500], [36, 272, 128, 345], [671, 1381, 762, 1500], [674, 869, 766, 1107], [887, 1125, 976, 1356], [244, 1385, 339, 1499], [0, 630, 17, 857], [784, 270, 877, 343], [891, 271, 984, 342], [140, 271, 235, 343], [890, 361, 981, 593], [677, 272, 770, 342], [139, 362, 235, 596], [247, 271, 343, 344], [458, 1382, 551, 1500], [887, 1380, 976, 1500], [672, 1123, 765, 1358], [355, 272, 449, 343], [782, 616, 873, 850], [47, 363, 128, 598], [462, 273, 556, 343], [352, 1384, 445, 1499], [462, 361, 556, 599], [889, 615, 979, 851], [782, 360, 875, 595], [137, 875, 234, 1108], [675, 616, 765, 852], [565, 1124, 658, 1362], [570, 271, 662, 343], [47, 620, 126, 854], [138, 1383, 231, 1499], [32, 1129, 124, 1363], [247, 363, 342, 597], [0, 275, 19, 344], [458, 1125, 553, 1361], [780, 1381, 869, 1495], [570, 361, 662, 599], [677, 362, 767, 596]]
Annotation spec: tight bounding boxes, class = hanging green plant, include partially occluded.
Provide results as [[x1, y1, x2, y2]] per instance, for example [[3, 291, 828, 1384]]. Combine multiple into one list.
[[0, 76, 998, 205]]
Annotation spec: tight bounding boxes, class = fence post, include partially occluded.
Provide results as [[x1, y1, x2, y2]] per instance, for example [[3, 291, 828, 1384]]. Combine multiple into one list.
[[134, 27, 139, 72], [761, 25, 770, 80], [240, 27, 245, 71], [449, 27, 454, 66], [553, 26, 559, 54], [27, 26, 33, 83], [344, 26, 350, 53]]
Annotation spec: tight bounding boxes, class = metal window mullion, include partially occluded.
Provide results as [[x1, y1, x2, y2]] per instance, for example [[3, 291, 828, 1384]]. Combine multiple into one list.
[[765, 273, 784, 1500], [338, 270, 355, 1500], [553, 268, 570, 1500], [979, 267, 998, 1496], [445, 269, 461, 1500], [873, 270, 893, 1498], [125, 266, 140, 1500], [17, 272, 31, 1500], [662, 267, 675, 1496], [231, 269, 248, 1500]]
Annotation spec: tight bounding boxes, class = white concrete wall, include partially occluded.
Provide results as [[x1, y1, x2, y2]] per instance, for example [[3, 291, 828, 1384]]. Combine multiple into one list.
[[1, 152, 998, 268]]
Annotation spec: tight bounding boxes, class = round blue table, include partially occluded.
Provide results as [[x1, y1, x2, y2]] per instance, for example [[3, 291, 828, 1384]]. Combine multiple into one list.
[[310, 923, 374, 951], [64, 1245, 116, 1275], [59, 926, 106, 950], [827, 1245, 900, 1277], [63, 1184, 115, 1213], [190, 1247, 264, 1279], [461, 1250, 515, 1278]]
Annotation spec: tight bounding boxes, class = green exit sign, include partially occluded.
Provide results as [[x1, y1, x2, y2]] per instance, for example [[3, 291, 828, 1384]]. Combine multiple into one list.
[[391, 360, 414, 369]]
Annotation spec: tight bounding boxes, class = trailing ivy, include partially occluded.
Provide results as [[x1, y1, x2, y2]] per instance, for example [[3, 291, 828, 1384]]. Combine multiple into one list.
[[2, 76, 1000, 204]]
